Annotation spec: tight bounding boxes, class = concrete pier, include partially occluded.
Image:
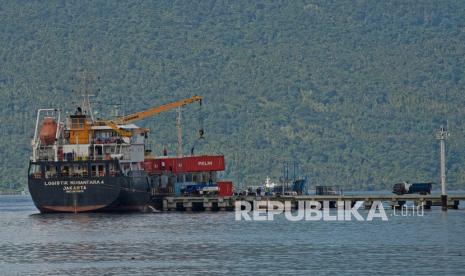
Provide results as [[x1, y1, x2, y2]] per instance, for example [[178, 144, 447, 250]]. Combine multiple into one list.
[[155, 194, 464, 212]]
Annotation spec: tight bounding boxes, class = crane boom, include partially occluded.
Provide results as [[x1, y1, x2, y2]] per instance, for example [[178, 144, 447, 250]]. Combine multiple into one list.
[[114, 95, 202, 124], [105, 121, 133, 137], [102, 95, 203, 138]]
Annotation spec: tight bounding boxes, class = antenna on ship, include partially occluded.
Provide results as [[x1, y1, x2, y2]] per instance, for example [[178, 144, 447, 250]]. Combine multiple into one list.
[[83, 73, 97, 123], [73, 71, 99, 123]]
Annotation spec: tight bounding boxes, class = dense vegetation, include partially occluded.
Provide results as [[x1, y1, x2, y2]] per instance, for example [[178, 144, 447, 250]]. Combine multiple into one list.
[[1, 1, 465, 192]]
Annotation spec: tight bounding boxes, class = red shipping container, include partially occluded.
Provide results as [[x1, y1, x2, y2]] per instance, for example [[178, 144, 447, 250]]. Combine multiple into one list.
[[149, 155, 225, 173], [217, 181, 233, 197], [157, 158, 178, 172], [178, 155, 225, 172], [142, 159, 156, 173]]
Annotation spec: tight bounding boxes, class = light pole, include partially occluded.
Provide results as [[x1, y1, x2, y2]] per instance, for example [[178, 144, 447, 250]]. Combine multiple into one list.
[[436, 125, 450, 211]]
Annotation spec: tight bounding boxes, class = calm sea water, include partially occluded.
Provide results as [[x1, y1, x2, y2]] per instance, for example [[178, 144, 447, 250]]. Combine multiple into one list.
[[1, 195, 465, 275]]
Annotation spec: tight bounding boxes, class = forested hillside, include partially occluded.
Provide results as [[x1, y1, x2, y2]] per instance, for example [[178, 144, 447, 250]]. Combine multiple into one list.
[[1, 1, 465, 191]]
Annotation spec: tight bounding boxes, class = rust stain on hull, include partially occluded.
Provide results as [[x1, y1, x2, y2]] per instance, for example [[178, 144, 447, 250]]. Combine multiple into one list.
[[39, 205, 150, 213], [41, 205, 107, 213]]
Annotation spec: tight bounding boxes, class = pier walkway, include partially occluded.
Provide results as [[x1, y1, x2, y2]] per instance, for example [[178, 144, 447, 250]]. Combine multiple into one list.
[[161, 194, 465, 211]]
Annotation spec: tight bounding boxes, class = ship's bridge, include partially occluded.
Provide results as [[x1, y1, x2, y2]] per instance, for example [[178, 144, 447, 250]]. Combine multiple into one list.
[[90, 124, 146, 144], [33, 112, 147, 165]]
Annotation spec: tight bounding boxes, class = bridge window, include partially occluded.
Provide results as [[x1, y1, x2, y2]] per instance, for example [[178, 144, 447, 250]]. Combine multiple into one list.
[[29, 164, 42, 179], [91, 164, 106, 177], [58, 164, 89, 178], [44, 164, 58, 179], [61, 165, 70, 177], [71, 118, 85, 129], [108, 162, 117, 176]]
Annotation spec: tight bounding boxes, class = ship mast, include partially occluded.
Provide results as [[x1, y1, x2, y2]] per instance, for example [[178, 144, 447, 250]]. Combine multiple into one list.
[[80, 73, 95, 123], [177, 107, 183, 157]]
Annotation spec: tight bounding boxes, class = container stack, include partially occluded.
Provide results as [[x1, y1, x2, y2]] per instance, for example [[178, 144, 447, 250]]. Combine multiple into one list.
[[144, 155, 233, 197]]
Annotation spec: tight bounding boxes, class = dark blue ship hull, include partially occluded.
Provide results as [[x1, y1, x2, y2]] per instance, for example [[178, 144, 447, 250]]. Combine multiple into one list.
[[28, 161, 152, 213]]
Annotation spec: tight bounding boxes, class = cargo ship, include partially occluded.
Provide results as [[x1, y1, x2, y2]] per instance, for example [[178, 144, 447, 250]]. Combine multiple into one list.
[[28, 92, 230, 213]]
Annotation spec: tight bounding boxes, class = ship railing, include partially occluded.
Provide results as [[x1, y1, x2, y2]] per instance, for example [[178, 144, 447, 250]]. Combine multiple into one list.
[[88, 155, 113, 161], [61, 155, 93, 162], [92, 137, 124, 144], [43, 171, 111, 178], [56, 171, 91, 178]]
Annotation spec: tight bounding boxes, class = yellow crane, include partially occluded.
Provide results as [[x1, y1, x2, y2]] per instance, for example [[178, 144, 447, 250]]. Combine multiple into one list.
[[104, 121, 133, 137], [103, 95, 203, 138]]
